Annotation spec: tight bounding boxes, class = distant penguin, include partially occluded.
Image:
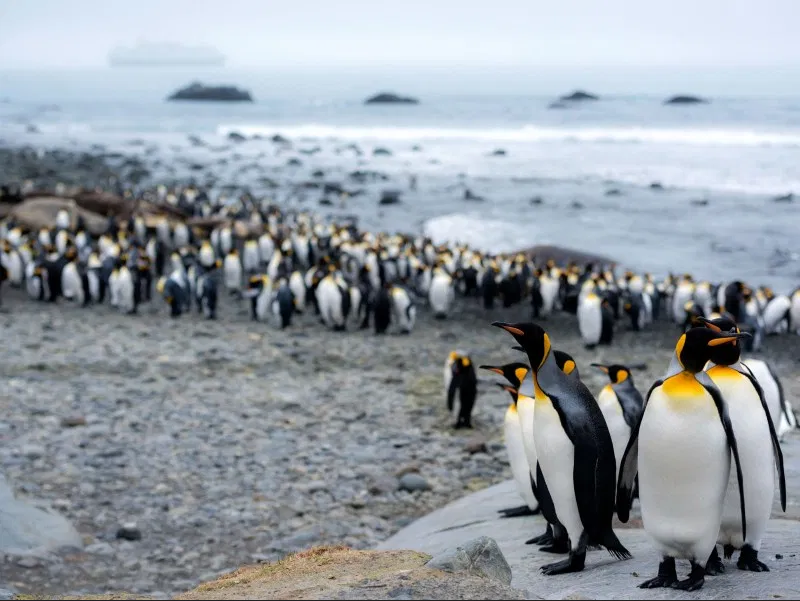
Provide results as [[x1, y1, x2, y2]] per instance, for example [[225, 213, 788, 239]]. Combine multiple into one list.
[[288, 270, 306, 313], [223, 249, 242, 296], [316, 272, 349, 331], [444, 351, 478, 429], [196, 272, 219, 320], [157, 276, 186, 318], [481, 266, 498, 310], [61, 257, 85, 305], [790, 288, 800, 334], [600, 298, 614, 345], [55, 208, 70, 231], [0, 243, 23, 287], [242, 239, 261, 274], [390, 285, 416, 334], [244, 275, 271, 321], [115, 264, 136, 314], [762, 294, 792, 335], [198, 240, 216, 268], [373, 283, 392, 334], [698, 316, 786, 574], [26, 263, 48, 301], [86, 253, 102, 303], [617, 327, 749, 591], [672, 276, 696, 324], [429, 267, 455, 318], [494, 322, 631, 574], [258, 232, 275, 265], [272, 278, 295, 329], [577, 292, 603, 348], [591, 363, 644, 482]]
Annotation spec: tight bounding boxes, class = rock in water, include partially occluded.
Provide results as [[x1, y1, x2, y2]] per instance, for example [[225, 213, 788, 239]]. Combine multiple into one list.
[[364, 92, 420, 105], [426, 536, 513, 585], [167, 82, 253, 102], [0, 473, 83, 555], [664, 95, 709, 105], [559, 90, 599, 102], [379, 190, 402, 206]]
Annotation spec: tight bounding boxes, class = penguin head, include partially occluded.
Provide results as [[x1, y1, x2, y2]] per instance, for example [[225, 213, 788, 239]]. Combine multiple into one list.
[[591, 363, 631, 385], [672, 327, 751, 374], [552, 350, 579, 378], [491, 322, 550, 371], [479, 362, 529, 389], [694, 316, 742, 366]]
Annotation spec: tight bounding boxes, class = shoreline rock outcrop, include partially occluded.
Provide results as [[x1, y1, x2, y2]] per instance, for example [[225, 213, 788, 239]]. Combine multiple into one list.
[[364, 92, 419, 105], [167, 82, 253, 102]]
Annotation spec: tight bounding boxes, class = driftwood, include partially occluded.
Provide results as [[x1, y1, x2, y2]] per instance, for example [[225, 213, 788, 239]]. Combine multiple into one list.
[[9, 197, 108, 236], [515, 244, 618, 268]]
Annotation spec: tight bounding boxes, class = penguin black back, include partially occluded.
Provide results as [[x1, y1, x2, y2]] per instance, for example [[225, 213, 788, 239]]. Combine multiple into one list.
[[373, 283, 392, 335], [448, 354, 478, 429], [591, 363, 644, 428]]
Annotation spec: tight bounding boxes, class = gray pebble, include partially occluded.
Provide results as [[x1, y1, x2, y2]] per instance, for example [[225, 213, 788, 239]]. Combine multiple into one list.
[[116, 522, 142, 541], [398, 473, 431, 492]]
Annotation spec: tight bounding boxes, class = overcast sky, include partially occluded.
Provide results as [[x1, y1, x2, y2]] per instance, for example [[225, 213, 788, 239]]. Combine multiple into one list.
[[1, 0, 797, 69]]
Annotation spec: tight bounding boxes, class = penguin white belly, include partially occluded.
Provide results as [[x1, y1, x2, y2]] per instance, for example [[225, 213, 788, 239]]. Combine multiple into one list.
[[109, 271, 120, 306], [259, 236, 275, 264], [256, 288, 271, 320], [577, 296, 602, 346], [428, 275, 453, 315], [534, 397, 584, 548], [763, 296, 792, 334], [742, 359, 782, 434], [641, 293, 653, 327], [517, 396, 539, 491], [790, 291, 800, 335], [708, 367, 774, 551], [349, 286, 362, 325], [289, 272, 306, 311], [243, 245, 260, 273], [540, 279, 558, 315], [597, 386, 630, 479], [3, 252, 23, 285], [505, 405, 538, 511], [220, 229, 233, 255], [317, 278, 343, 328], [672, 286, 694, 323], [391, 287, 416, 333], [223, 257, 242, 291], [61, 263, 83, 303], [638, 384, 729, 561], [116, 269, 135, 312]]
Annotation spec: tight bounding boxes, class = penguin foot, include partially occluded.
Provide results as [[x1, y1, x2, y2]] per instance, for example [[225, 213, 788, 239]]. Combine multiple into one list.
[[705, 547, 725, 575], [671, 562, 705, 591], [639, 557, 677, 589], [497, 505, 537, 518], [723, 543, 736, 559], [539, 541, 569, 555], [540, 551, 585, 575], [737, 545, 769, 572], [525, 524, 553, 546]]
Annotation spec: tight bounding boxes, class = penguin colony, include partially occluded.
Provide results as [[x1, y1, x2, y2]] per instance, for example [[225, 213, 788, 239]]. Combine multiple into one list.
[[482, 314, 791, 590], [1, 187, 798, 352]]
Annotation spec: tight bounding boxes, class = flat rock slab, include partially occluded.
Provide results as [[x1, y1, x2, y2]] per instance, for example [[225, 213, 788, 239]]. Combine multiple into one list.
[[0, 473, 83, 556], [379, 434, 800, 600]]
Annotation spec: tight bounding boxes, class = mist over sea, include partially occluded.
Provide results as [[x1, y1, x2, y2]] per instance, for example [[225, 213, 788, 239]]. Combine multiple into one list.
[[1, 65, 799, 290]]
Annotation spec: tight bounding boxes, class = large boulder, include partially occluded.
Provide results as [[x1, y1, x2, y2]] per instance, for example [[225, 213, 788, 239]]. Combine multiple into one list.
[[664, 95, 709, 105], [0, 473, 83, 556], [10, 197, 108, 235], [426, 536, 513, 585], [167, 82, 253, 102], [365, 92, 420, 105]]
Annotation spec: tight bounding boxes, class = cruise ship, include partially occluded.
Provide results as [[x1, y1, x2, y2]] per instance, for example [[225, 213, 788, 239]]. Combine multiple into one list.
[[108, 42, 226, 67]]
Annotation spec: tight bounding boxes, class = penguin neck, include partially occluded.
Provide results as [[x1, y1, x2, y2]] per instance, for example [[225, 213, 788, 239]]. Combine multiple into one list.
[[533, 351, 559, 400]]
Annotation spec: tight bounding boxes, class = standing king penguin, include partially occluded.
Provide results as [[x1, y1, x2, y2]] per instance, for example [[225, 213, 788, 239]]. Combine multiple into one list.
[[480, 362, 539, 518], [493, 321, 630, 575], [590, 363, 644, 482], [617, 326, 750, 591], [698, 316, 786, 574], [444, 351, 478, 429]]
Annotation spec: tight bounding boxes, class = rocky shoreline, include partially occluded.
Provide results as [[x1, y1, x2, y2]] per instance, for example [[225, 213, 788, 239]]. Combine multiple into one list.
[[0, 280, 798, 597]]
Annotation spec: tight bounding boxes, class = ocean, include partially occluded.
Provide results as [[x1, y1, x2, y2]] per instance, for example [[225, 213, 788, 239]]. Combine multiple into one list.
[[1, 66, 799, 291]]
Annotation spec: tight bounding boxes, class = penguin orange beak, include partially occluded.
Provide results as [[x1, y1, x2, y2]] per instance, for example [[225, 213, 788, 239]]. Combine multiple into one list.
[[708, 332, 751, 347], [590, 363, 610, 373], [479, 365, 504, 375], [491, 322, 524, 336]]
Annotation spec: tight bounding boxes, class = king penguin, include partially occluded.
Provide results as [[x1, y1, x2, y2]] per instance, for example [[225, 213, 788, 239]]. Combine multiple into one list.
[[590, 363, 644, 482], [493, 321, 631, 574], [617, 326, 750, 591], [444, 351, 478, 429], [479, 362, 539, 518], [698, 316, 786, 574]]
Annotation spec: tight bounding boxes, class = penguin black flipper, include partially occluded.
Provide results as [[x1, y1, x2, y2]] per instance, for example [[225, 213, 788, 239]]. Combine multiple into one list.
[[615, 383, 644, 429], [617, 379, 661, 522], [531, 463, 568, 553], [734, 362, 787, 512], [696, 371, 747, 542], [764, 359, 794, 428], [446, 370, 459, 413]]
